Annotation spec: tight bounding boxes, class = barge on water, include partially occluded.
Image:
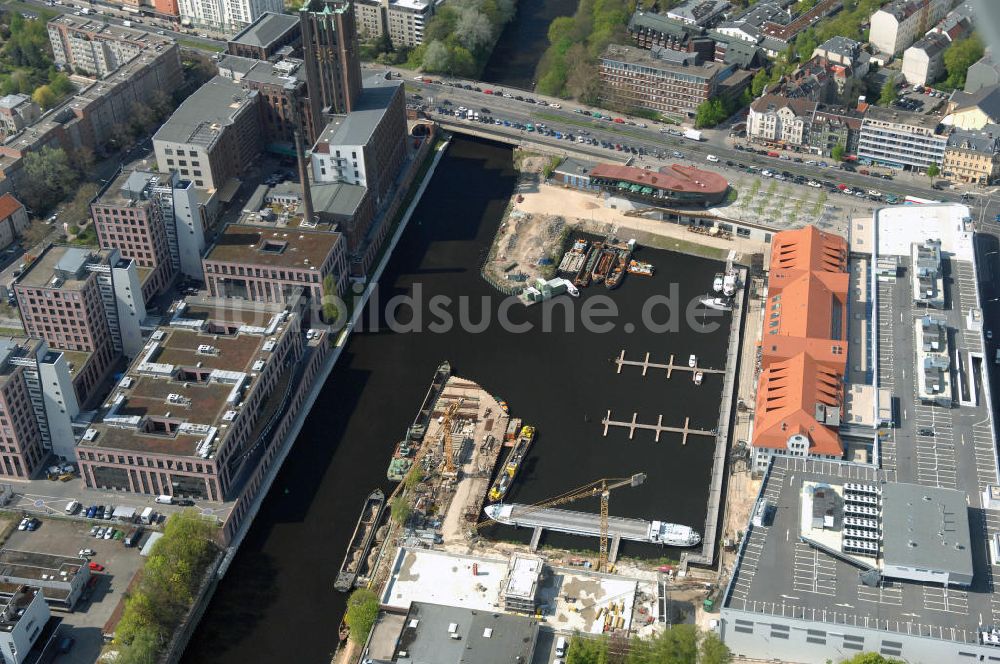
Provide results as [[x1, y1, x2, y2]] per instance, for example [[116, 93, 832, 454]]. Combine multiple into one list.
[[488, 425, 535, 502], [386, 361, 451, 482], [334, 489, 386, 592]]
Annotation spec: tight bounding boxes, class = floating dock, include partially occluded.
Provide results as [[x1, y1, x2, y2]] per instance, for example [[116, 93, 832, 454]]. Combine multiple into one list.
[[601, 410, 715, 445], [614, 350, 724, 377]]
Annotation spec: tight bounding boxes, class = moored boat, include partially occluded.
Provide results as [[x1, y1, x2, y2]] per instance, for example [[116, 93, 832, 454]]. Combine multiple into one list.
[[606, 255, 626, 289], [488, 425, 536, 502], [713, 274, 724, 293], [699, 296, 734, 311], [591, 248, 615, 284], [693, 371, 704, 385], [723, 269, 739, 297], [688, 354, 697, 368], [627, 260, 654, 276], [334, 489, 386, 592]]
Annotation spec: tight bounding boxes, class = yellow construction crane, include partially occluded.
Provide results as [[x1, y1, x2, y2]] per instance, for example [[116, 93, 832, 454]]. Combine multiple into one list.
[[441, 400, 461, 474], [477, 473, 646, 572]]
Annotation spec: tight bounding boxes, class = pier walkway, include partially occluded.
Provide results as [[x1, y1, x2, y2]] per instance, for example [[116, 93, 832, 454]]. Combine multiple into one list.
[[614, 350, 725, 377], [601, 410, 715, 444], [496, 504, 653, 549]]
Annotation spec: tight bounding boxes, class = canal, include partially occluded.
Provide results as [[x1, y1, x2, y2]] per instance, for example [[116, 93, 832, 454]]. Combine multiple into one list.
[[480, 0, 579, 90], [182, 135, 729, 664]]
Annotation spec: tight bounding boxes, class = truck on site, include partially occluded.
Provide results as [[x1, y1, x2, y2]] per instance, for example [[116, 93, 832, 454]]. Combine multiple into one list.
[[683, 129, 702, 141]]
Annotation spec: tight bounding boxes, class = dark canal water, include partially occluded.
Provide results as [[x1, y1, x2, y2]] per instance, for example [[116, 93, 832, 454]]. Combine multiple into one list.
[[182, 136, 729, 664], [480, 0, 579, 90]]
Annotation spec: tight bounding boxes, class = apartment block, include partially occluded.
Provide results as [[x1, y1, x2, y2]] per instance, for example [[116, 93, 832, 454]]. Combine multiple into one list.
[[355, 0, 433, 48], [943, 126, 1000, 184], [868, 0, 956, 58], [310, 81, 406, 205], [901, 2, 972, 85], [666, 0, 730, 27], [92, 169, 208, 288], [299, 0, 363, 138], [177, 0, 283, 33], [0, 43, 182, 195], [14, 246, 147, 405], [626, 11, 716, 61], [0, 95, 40, 140], [227, 11, 301, 59], [0, 586, 50, 663], [203, 224, 348, 305], [807, 104, 863, 157], [0, 194, 28, 252], [858, 106, 947, 171], [153, 76, 262, 192], [599, 44, 731, 118], [47, 15, 175, 79]]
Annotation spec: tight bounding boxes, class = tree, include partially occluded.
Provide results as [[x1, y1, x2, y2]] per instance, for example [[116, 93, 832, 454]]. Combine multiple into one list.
[[750, 68, 769, 97], [21, 146, 78, 211], [943, 34, 984, 89], [879, 74, 898, 106], [566, 633, 608, 664], [831, 142, 845, 161], [390, 495, 411, 526], [698, 632, 731, 664], [31, 84, 56, 110], [422, 40, 450, 72], [842, 654, 905, 664], [403, 465, 424, 490], [456, 8, 493, 52], [927, 163, 940, 178], [322, 273, 340, 322], [345, 588, 379, 644]]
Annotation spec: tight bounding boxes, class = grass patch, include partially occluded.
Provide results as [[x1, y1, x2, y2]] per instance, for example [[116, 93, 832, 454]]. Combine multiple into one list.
[[177, 39, 223, 53], [0, 327, 24, 336], [2, 0, 56, 20], [70, 225, 98, 247]]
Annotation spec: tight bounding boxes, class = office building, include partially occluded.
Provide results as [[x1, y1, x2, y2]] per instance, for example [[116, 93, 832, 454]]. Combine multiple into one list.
[[0, 95, 40, 140], [585, 162, 729, 207], [77, 301, 300, 502], [626, 11, 716, 60], [92, 169, 207, 286], [599, 44, 731, 118], [391, 601, 539, 664], [0, 194, 28, 252], [355, 0, 433, 47], [666, 0, 730, 27], [47, 15, 175, 79], [0, 586, 50, 663], [501, 555, 542, 614], [751, 226, 849, 472], [177, 0, 283, 33], [310, 81, 406, 205], [202, 224, 348, 304], [299, 0, 363, 139], [14, 246, 147, 405], [153, 76, 262, 192], [0, 337, 79, 477], [218, 55, 314, 146], [226, 11, 301, 59], [0, 551, 90, 610], [943, 126, 1000, 184], [747, 95, 816, 147], [868, 0, 956, 57], [857, 106, 947, 171]]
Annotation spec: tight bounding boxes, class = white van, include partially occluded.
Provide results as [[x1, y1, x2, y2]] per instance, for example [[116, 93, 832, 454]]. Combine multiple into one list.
[[140, 507, 155, 524], [155, 495, 173, 505], [555, 636, 567, 657], [65, 500, 80, 515]]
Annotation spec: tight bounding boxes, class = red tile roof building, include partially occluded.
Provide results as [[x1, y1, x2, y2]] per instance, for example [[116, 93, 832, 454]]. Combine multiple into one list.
[[752, 226, 849, 471]]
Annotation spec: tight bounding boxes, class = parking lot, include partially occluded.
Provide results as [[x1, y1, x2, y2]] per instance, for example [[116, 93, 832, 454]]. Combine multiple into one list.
[[4, 517, 147, 664]]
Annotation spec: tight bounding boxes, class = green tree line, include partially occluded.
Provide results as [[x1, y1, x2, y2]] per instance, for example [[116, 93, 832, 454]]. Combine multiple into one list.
[[113, 511, 220, 664], [407, 0, 516, 77], [565, 625, 730, 664], [0, 11, 75, 106]]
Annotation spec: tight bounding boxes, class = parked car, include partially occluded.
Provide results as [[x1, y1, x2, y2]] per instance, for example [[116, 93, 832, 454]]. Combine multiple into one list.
[[103, 529, 114, 540], [78, 549, 95, 557], [88, 562, 105, 572], [57, 637, 75, 654], [94, 527, 105, 539], [17, 518, 29, 531], [89, 525, 100, 536]]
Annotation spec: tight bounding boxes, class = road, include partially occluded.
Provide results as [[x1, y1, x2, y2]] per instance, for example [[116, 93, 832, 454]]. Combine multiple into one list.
[[372, 65, 999, 224]]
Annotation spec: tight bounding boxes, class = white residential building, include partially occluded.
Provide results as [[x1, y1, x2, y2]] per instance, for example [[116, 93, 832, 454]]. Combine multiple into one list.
[[868, 0, 956, 58], [747, 94, 816, 147], [355, 0, 433, 47], [177, 0, 284, 33], [0, 587, 50, 664], [857, 106, 947, 171]]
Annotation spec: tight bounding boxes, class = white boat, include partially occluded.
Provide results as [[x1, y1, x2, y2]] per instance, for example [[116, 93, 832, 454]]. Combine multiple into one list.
[[712, 274, 724, 293], [722, 270, 738, 297], [693, 371, 703, 385], [650, 521, 702, 547], [688, 354, 697, 368], [566, 282, 580, 297], [699, 296, 733, 311]]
